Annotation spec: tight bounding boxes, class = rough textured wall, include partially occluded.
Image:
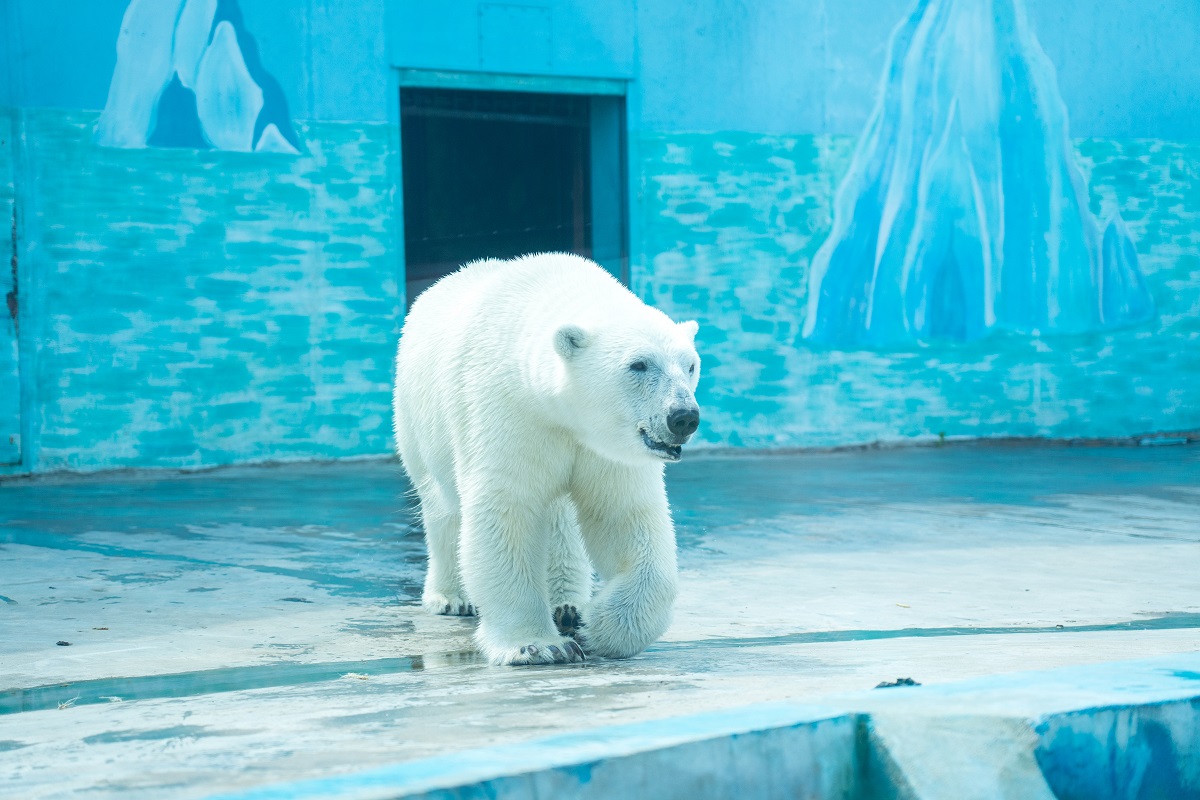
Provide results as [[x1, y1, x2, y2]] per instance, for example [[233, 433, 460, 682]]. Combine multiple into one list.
[[4, 0, 1197, 472], [636, 133, 1200, 448], [0, 111, 19, 465], [24, 110, 400, 471]]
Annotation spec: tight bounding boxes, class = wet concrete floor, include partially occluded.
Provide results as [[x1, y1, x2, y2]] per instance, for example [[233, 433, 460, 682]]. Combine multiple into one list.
[[2, 443, 1198, 797]]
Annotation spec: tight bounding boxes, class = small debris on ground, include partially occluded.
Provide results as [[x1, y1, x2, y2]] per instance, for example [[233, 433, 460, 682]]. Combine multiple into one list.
[[896, 603, 910, 608], [57, 697, 80, 710], [55, 641, 71, 646], [280, 597, 313, 603], [875, 677, 921, 689], [93, 627, 108, 631]]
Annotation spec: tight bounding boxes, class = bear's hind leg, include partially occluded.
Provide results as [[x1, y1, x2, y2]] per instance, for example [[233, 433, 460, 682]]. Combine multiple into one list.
[[416, 479, 474, 617]]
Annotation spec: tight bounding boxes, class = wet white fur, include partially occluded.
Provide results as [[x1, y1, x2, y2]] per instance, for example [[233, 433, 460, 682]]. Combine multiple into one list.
[[392, 253, 700, 665]]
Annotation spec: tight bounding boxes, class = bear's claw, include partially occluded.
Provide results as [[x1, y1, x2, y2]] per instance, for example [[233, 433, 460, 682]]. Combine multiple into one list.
[[504, 637, 585, 665], [423, 593, 475, 617]]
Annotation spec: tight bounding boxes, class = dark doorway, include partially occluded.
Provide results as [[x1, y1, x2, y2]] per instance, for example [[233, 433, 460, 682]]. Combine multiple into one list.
[[400, 87, 625, 301]]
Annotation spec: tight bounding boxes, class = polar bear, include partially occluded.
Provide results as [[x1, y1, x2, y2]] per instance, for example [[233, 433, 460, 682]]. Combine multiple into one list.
[[392, 252, 701, 666]]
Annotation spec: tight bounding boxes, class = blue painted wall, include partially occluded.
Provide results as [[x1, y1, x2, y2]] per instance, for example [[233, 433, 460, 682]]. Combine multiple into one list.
[[2, 0, 402, 472], [2, 0, 1198, 472], [631, 0, 1200, 449]]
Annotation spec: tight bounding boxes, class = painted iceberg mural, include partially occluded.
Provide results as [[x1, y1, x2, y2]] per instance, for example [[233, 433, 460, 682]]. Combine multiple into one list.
[[95, 0, 301, 154], [803, 0, 1155, 347]]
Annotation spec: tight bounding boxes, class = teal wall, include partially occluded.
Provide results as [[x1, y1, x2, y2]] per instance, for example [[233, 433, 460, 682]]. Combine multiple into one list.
[[624, 0, 1198, 449], [635, 134, 1200, 448], [2, 1, 404, 474], [0, 111, 18, 466], [2, 0, 1198, 474], [14, 110, 400, 470]]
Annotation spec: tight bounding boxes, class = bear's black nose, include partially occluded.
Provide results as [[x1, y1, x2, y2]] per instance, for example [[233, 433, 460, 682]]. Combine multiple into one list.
[[667, 406, 700, 439]]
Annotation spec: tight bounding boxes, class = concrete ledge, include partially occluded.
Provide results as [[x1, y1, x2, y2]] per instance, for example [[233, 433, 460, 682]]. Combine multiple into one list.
[[205, 705, 860, 800], [205, 654, 1200, 800], [854, 654, 1200, 800]]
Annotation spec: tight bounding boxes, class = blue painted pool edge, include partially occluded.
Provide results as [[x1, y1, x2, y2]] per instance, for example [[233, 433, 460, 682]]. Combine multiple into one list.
[[203, 653, 1200, 800], [203, 704, 858, 800]]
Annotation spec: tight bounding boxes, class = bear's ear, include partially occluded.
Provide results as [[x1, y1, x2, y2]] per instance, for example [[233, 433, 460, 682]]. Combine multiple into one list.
[[678, 320, 699, 339], [554, 325, 590, 359]]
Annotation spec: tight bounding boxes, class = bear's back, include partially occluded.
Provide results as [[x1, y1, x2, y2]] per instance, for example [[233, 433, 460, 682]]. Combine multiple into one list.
[[405, 253, 630, 343]]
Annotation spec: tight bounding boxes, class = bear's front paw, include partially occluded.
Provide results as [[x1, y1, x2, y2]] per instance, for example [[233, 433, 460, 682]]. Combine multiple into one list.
[[490, 637, 585, 666], [577, 602, 670, 659], [423, 592, 476, 617], [553, 604, 585, 639]]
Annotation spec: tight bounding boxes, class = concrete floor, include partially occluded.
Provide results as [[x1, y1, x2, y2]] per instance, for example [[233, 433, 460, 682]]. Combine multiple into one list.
[[2, 443, 1198, 798]]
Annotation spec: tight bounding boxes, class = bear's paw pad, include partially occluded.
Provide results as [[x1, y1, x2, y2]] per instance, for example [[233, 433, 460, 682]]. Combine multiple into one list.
[[553, 604, 585, 638], [423, 593, 475, 617]]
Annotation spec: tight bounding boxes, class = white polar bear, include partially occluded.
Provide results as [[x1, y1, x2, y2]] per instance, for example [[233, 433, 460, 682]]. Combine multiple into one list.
[[392, 253, 701, 666]]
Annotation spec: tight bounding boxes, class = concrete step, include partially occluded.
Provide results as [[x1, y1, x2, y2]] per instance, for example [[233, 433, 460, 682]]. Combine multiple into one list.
[[203, 653, 1200, 800]]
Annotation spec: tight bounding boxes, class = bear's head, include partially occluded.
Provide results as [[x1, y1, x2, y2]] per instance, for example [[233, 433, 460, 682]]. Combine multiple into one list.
[[554, 313, 701, 465]]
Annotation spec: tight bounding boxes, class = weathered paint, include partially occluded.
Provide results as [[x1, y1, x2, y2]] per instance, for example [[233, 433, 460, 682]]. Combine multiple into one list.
[[95, 0, 302, 154], [2, 0, 1198, 472], [0, 110, 20, 465], [636, 133, 1200, 449], [631, 0, 1200, 139], [1036, 700, 1200, 800], [806, 0, 1155, 347], [197, 680, 1200, 799], [204, 707, 862, 800], [16, 109, 401, 471]]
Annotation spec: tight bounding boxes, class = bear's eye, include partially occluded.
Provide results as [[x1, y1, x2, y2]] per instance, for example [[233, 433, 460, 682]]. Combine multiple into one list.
[[630, 360, 647, 373], [688, 364, 695, 375]]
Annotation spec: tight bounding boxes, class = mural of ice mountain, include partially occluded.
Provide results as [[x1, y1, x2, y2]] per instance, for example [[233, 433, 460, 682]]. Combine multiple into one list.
[[95, 0, 300, 154], [803, 0, 1156, 346]]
